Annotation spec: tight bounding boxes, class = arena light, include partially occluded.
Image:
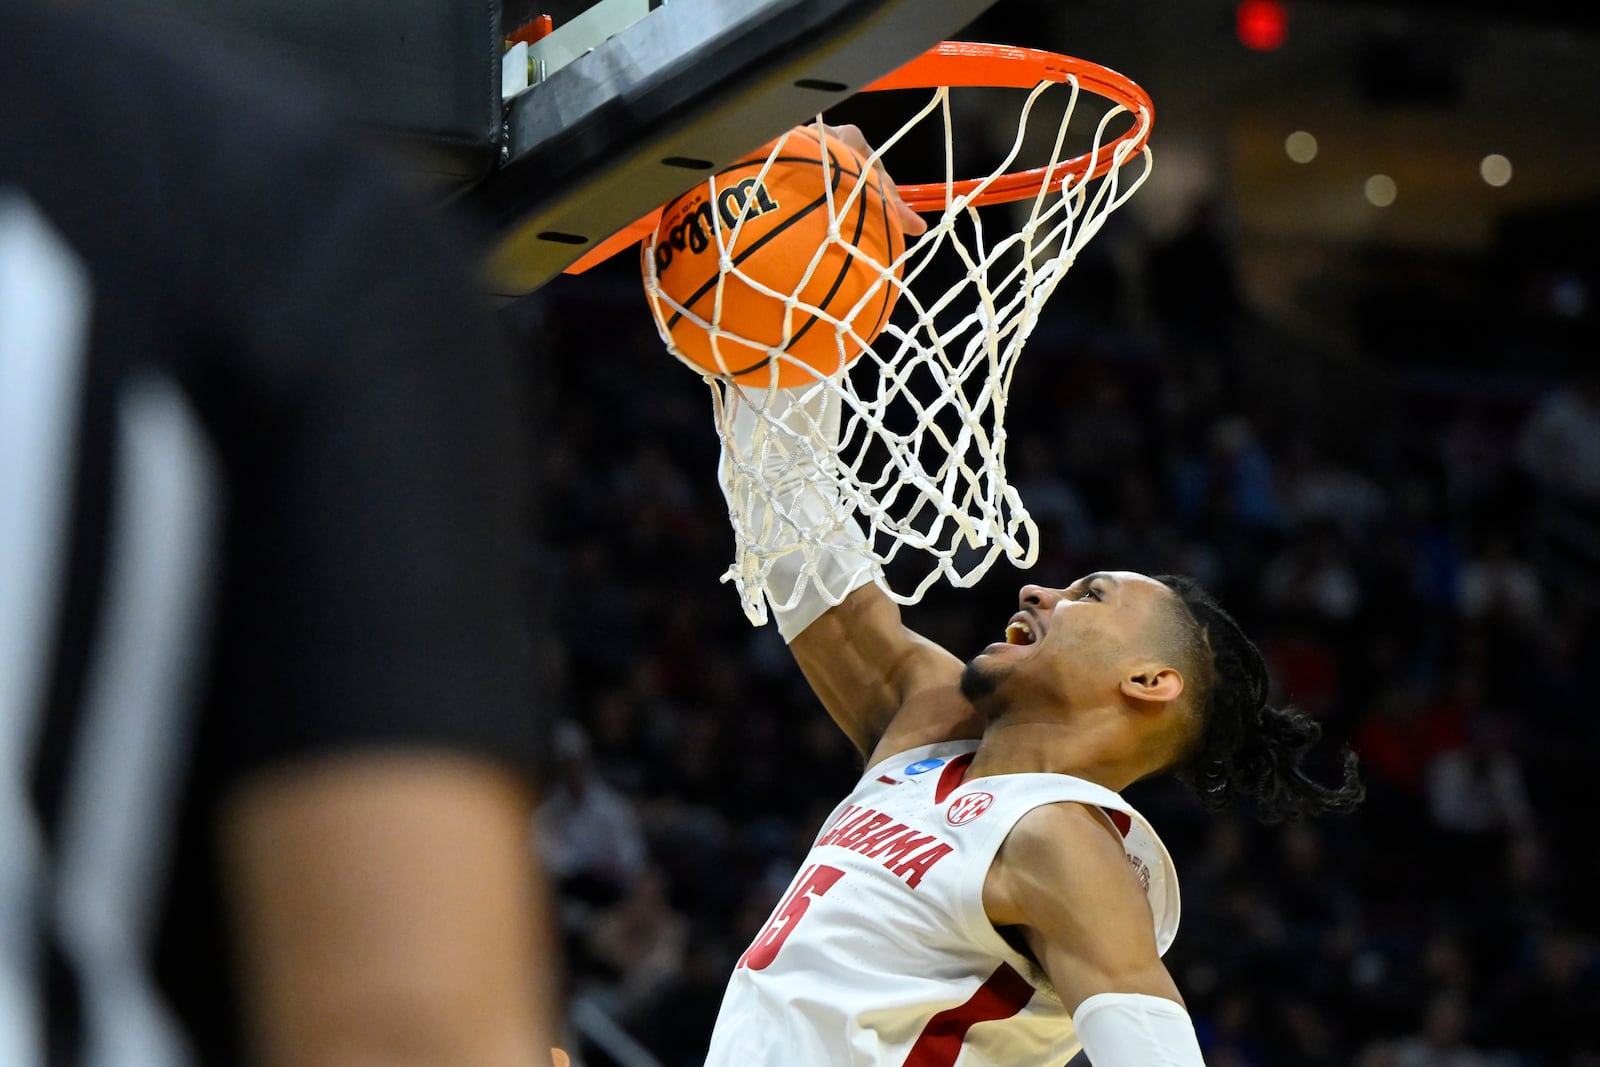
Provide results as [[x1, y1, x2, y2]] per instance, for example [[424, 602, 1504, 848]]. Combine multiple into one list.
[[1236, 0, 1289, 52], [1364, 174, 1397, 207], [1284, 130, 1318, 163], [1480, 153, 1513, 187]]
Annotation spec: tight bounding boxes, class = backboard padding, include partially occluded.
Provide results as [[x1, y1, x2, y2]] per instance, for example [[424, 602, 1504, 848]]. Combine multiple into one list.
[[474, 0, 1005, 297]]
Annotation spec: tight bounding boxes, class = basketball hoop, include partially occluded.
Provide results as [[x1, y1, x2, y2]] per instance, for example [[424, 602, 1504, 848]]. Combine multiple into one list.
[[641, 41, 1155, 625]]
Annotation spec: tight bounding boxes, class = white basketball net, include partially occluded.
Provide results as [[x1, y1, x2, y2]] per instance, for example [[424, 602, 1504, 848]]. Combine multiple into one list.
[[642, 71, 1153, 625]]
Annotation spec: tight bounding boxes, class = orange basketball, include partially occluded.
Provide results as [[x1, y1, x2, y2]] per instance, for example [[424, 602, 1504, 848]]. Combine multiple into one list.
[[648, 127, 906, 388]]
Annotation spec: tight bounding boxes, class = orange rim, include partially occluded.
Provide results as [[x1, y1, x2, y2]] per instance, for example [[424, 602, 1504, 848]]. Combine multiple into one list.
[[563, 41, 1152, 273], [862, 41, 1153, 211]]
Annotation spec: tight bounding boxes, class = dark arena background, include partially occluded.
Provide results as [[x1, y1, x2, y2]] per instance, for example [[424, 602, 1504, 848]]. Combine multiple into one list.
[[512, 3, 1600, 1065], [143, 0, 1600, 1062]]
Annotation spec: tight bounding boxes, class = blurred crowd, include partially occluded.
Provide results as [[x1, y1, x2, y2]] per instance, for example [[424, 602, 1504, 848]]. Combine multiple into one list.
[[511, 200, 1600, 1066]]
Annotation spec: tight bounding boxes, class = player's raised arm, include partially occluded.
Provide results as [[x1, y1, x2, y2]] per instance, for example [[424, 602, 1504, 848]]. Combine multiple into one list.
[[788, 579, 968, 759], [712, 126, 978, 760]]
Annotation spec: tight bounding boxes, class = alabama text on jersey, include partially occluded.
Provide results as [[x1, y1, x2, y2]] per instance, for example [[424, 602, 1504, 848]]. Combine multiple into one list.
[[704, 739, 1180, 1066]]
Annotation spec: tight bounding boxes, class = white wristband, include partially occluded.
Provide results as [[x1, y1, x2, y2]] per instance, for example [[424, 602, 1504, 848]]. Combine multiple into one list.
[[1074, 992, 1207, 1066], [766, 505, 876, 642], [724, 386, 878, 642]]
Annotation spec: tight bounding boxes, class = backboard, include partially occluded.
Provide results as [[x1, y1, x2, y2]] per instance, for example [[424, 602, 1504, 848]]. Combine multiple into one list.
[[472, 0, 1010, 298]]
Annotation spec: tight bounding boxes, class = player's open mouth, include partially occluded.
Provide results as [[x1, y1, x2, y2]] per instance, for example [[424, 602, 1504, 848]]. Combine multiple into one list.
[[1004, 616, 1037, 645]]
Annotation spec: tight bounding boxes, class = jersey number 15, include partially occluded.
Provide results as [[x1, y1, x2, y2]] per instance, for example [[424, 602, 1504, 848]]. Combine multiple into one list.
[[736, 863, 845, 971]]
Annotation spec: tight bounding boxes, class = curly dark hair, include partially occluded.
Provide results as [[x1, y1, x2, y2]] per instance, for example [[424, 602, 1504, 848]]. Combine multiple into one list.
[[1154, 574, 1365, 823]]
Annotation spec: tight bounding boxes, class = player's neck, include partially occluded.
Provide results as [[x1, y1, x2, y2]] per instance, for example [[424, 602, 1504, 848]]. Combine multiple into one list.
[[967, 714, 1146, 793]]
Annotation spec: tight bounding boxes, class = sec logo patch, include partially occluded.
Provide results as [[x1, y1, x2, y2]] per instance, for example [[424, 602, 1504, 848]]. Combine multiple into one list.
[[946, 791, 994, 825]]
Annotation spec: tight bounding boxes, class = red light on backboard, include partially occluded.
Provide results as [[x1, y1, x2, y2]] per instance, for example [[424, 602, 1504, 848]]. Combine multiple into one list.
[[1236, 0, 1288, 51], [507, 13, 554, 47]]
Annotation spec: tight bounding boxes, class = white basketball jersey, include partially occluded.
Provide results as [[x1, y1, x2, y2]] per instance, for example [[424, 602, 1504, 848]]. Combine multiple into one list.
[[703, 740, 1180, 1067]]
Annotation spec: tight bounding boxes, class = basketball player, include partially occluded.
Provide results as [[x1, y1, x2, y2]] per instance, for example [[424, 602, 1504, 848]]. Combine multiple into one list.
[[701, 134, 1363, 1065], [2, 2, 559, 1064]]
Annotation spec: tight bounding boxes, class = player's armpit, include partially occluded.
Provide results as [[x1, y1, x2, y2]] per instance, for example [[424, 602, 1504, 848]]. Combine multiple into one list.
[[789, 581, 968, 757], [983, 802, 1184, 1014], [220, 752, 559, 1067]]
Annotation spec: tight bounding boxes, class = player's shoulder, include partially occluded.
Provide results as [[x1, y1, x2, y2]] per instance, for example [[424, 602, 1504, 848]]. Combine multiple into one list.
[[1007, 800, 1127, 854], [983, 800, 1141, 927]]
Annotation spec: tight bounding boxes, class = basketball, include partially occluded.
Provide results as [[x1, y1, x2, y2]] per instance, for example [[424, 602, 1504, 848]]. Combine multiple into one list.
[[648, 126, 906, 388]]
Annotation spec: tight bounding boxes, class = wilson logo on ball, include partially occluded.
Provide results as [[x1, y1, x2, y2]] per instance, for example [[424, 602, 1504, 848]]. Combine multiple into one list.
[[717, 178, 780, 229], [654, 178, 780, 275]]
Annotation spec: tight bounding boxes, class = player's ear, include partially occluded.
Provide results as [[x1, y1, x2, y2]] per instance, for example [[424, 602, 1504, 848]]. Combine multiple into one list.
[[1120, 665, 1184, 705]]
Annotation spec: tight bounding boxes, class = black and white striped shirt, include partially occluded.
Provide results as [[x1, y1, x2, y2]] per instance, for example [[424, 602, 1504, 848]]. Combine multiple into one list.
[[2, 4, 543, 1062]]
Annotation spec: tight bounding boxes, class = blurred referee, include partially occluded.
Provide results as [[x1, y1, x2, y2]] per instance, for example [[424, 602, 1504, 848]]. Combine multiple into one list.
[[1, 1, 558, 1064]]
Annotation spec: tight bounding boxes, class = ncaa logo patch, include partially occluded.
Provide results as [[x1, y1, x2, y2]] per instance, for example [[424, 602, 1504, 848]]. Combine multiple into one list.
[[946, 791, 994, 826], [904, 758, 946, 776]]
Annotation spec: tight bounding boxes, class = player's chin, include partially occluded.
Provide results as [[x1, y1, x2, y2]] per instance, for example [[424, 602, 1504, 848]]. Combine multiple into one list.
[[959, 656, 1000, 704]]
